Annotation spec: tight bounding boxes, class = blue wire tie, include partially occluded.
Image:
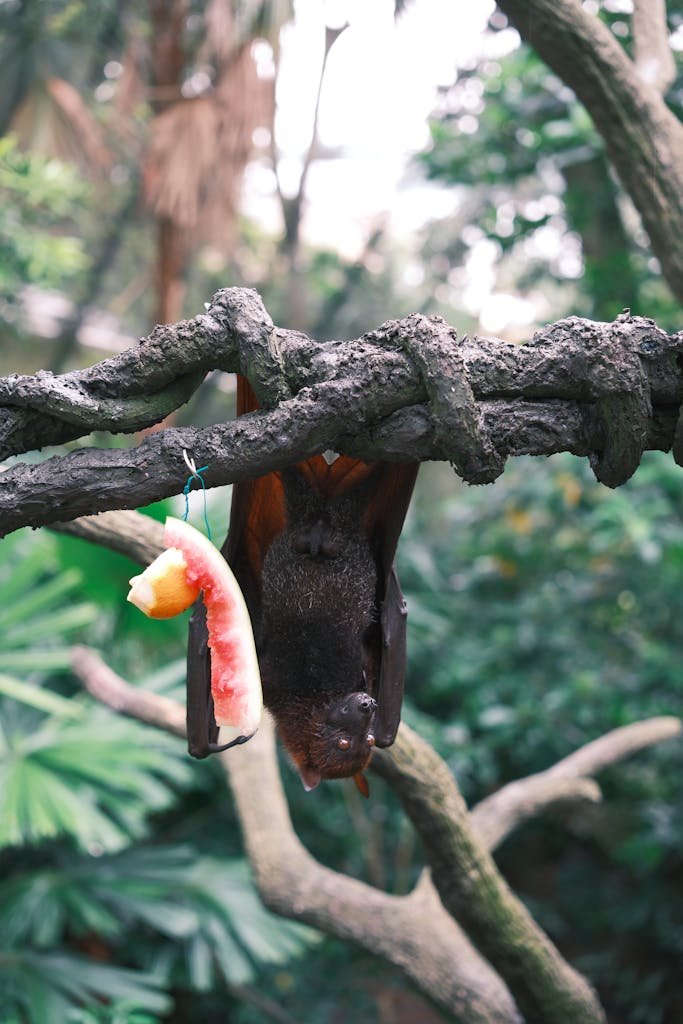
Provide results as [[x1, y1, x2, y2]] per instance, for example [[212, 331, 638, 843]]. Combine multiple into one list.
[[182, 462, 211, 540]]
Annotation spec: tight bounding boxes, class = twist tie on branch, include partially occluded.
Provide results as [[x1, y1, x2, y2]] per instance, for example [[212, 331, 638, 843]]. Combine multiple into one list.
[[589, 312, 652, 488], [395, 314, 505, 484], [182, 449, 211, 539]]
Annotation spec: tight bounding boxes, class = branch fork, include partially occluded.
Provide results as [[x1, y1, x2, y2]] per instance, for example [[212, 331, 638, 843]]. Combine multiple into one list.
[[63, 504, 683, 1024]]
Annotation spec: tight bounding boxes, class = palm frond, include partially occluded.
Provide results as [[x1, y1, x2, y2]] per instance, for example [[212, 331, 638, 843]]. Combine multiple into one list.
[[0, 709, 192, 850], [143, 21, 273, 245], [0, 529, 194, 852], [10, 77, 111, 175], [0, 845, 318, 986], [0, 675, 85, 720], [0, 950, 171, 1023], [143, 96, 221, 230]]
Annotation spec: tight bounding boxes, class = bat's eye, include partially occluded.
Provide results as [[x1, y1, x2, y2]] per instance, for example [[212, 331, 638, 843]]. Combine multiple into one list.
[[337, 737, 351, 751], [367, 734, 375, 748]]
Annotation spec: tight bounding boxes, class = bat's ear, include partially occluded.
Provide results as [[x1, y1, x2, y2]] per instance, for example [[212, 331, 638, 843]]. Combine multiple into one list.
[[354, 772, 370, 798], [296, 763, 322, 792]]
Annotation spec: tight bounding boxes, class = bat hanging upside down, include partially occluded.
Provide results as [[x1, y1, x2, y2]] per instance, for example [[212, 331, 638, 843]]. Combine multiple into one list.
[[187, 376, 418, 793]]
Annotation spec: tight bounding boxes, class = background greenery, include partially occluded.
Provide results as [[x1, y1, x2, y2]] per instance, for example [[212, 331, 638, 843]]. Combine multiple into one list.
[[1, 1, 682, 1021]]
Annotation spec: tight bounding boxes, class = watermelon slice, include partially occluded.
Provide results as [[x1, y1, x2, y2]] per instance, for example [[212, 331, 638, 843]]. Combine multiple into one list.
[[127, 516, 262, 738]]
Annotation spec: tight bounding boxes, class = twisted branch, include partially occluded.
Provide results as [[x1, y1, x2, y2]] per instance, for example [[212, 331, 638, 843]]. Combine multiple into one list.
[[1, 289, 681, 537]]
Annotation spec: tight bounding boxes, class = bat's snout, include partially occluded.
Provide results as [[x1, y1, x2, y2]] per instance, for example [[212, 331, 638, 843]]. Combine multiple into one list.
[[326, 691, 377, 728]]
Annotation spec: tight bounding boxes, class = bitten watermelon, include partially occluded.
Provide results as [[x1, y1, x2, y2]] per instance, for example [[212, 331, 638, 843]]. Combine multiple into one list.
[[127, 516, 262, 738]]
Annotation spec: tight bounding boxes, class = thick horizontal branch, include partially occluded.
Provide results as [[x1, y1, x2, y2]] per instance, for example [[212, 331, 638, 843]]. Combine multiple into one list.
[[1, 290, 682, 537]]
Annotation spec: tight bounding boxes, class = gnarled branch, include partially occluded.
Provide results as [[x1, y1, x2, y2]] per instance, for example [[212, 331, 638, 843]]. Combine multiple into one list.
[[1, 289, 681, 537]]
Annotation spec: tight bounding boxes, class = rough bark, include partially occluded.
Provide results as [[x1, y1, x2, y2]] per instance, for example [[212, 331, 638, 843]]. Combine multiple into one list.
[[496, 0, 683, 303], [1, 289, 681, 537], [632, 0, 677, 93]]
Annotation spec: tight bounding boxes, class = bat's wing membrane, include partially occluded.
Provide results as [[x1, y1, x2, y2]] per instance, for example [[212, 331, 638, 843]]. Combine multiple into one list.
[[363, 463, 419, 746], [222, 376, 287, 616]]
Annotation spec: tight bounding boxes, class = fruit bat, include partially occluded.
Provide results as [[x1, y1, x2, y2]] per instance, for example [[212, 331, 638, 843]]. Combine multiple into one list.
[[186, 376, 418, 792]]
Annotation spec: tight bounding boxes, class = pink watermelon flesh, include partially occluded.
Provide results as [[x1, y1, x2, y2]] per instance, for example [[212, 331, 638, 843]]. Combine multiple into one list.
[[163, 517, 262, 736]]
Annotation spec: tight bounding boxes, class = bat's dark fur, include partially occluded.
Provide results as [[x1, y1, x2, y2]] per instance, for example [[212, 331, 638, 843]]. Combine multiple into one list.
[[186, 376, 418, 791], [257, 471, 380, 786]]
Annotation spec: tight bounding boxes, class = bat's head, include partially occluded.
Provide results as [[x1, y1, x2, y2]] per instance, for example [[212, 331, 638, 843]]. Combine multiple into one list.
[[286, 691, 377, 791]]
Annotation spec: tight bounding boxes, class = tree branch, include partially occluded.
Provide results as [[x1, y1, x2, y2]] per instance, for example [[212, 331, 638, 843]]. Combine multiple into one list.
[[52, 508, 167, 565], [61, 507, 681, 1024], [2, 290, 681, 537], [472, 776, 603, 852], [372, 728, 605, 1024], [72, 626, 680, 1024], [632, 0, 676, 94], [70, 638, 520, 1023], [471, 717, 682, 849], [224, 716, 521, 1024], [544, 714, 682, 780], [496, 0, 683, 302], [71, 644, 186, 737]]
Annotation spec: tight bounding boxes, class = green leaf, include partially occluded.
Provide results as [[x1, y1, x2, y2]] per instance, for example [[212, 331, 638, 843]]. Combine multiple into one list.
[[0, 650, 75, 672], [0, 568, 83, 631], [0, 674, 84, 720], [0, 950, 171, 1022], [0, 712, 191, 852], [3, 603, 99, 647]]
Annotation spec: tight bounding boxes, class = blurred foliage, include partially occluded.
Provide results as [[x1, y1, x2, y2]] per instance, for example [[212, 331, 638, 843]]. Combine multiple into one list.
[[403, 453, 683, 788], [0, 135, 88, 302], [0, 525, 317, 1023], [400, 451, 683, 1022], [419, 3, 683, 329]]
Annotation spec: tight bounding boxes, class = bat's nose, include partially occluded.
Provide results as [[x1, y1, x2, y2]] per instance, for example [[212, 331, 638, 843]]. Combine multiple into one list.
[[358, 694, 377, 714]]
